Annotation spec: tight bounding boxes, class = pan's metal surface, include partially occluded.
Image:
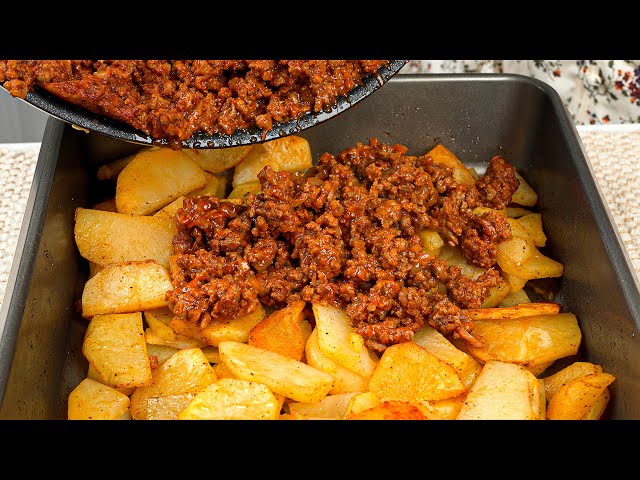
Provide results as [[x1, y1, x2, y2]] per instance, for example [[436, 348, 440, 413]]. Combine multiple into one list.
[[1, 74, 639, 419], [9, 60, 407, 149]]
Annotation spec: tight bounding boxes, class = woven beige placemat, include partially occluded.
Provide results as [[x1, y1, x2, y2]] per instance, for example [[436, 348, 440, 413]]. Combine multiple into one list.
[[0, 130, 639, 310]]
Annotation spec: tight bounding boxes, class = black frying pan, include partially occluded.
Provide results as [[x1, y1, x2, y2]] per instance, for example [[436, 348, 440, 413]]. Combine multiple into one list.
[[8, 60, 408, 149]]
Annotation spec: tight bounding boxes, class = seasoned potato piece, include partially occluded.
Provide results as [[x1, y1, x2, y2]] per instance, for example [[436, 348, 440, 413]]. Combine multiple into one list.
[[87, 364, 135, 396], [146, 344, 179, 366], [511, 171, 538, 207], [418, 230, 445, 256], [145, 328, 207, 350], [425, 144, 475, 185], [232, 135, 313, 186], [228, 181, 262, 199], [288, 392, 359, 420], [81, 260, 172, 318], [538, 379, 547, 420], [348, 401, 428, 420], [187, 172, 220, 198], [457, 360, 541, 420], [68, 378, 131, 420], [93, 198, 117, 212], [170, 303, 266, 346], [499, 289, 531, 307], [496, 236, 534, 275], [412, 325, 481, 390], [547, 373, 616, 420], [369, 342, 466, 403], [130, 348, 217, 420], [506, 207, 533, 218], [179, 378, 280, 420], [517, 251, 564, 280], [542, 361, 604, 400], [467, 313, 582, 370], [345, 392, 381, 417], [582, 388, 611, 420], [502, 271, 528, 292], [153, 196, 185, 219], [214, 361, 237, 380], [420, 395, 467, 420], [248, 301, 307, 361], [74, 208, 175, 268], [312, 303, 378, 379], [305, 328, 369, 395], [182, 145, 254, 174], [96, 153, 137, 181], [219, 341, 334, 403], [144, 308, 179, 342], [463, 302, 560, 320], [82, 312, 152, 388], [116, 148, 207, 215], [517, 213, 547, 247], [132, 393, 197, 420]]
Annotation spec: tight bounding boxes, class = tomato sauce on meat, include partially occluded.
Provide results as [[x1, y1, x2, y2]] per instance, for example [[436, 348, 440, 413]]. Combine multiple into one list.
[[0, 60, 388, 145], [166, 138, 519, 353]]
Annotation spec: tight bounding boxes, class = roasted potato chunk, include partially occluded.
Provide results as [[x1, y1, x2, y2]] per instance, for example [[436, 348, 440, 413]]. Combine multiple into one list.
[[68, 378, 131, 420]]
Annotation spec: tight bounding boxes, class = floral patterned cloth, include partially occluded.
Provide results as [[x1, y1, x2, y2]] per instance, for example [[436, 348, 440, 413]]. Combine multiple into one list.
[[400, 60, 640, 124]]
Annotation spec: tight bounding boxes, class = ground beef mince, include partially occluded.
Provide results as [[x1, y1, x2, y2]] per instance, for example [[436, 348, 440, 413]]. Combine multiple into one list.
[[0, 60, 388, 144], [166, 138, 520, 353]]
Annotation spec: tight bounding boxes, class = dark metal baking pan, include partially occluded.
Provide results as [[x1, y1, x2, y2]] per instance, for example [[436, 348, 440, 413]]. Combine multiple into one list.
[[1, 73, 639, 419], [6, 60, 407, 149]]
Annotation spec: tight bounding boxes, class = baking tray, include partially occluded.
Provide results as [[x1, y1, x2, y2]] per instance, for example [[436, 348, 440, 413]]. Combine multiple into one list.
[[1, 73, 639, 419]]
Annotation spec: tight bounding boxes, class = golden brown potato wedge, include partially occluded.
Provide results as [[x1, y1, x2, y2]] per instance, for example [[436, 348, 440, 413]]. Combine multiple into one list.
[[116, 148, 207, 215], [219, 341, 334, 403], [463, 302, 560, 320], [506, 207, 533, 218], [146, 344, 179, 366], [96, 153, 137, 181], [517, 213, 547, 247], [511, 171, 538, 207], [153, 196, 185, 219], [542, 361, 604, 400], [178, 378, 280, 420], [81, 260, 173, 318], [312, 303, 378, 379], [93, 198, 117, 212], [232, 135, 313, 186], [305, 328, 369, 395], [228, 180, 262, 199], [467, 313, 581, 370], [347, 401, 428, 420], [87, 364, 135, 396], [456, 360, 541, 420], [145, 328, 207, 350], [412, 325, 481, 390], [82, 312, 152, 389], [186, 172, 220, 198], [498, 289, 531, 307], [248, 300, 307, 361], [288, 392, 360, 420], [68, 378, 131, 420], [345, 392, 381, 417], [74, 208, 175, 268], [170, 303, 266, 346], [425, 144, 475, 185], [546, 373, 615, 420], [182, 145, 254, 174], [130, 348, 217, 420], [417, 395, 467, 420], [582, 387, 611, 420], [368, 342, 466, 403]]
